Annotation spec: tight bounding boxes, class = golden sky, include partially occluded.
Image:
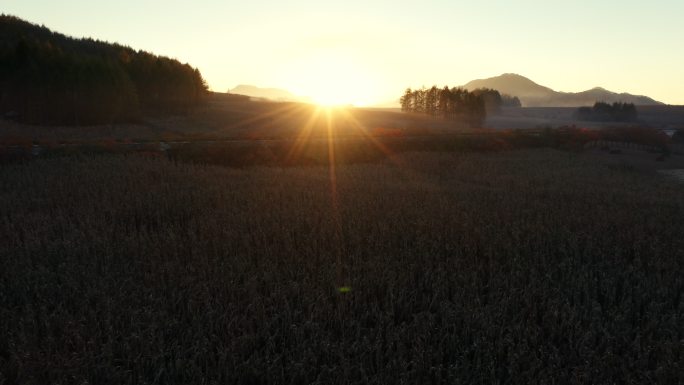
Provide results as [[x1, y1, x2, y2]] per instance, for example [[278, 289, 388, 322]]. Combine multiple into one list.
[[4, 0, 684, 105]]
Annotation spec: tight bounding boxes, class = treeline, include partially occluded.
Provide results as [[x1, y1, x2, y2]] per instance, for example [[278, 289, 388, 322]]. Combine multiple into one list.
[[0, 15, 208, 125], [471, 88, 521, 112], [400, 86, 486, 127], [574, 102, 638, 122]]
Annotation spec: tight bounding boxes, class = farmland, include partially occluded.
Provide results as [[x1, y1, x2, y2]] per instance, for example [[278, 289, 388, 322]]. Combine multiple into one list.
[[1, 148, 683, 384], [3, 7, 684, 385]]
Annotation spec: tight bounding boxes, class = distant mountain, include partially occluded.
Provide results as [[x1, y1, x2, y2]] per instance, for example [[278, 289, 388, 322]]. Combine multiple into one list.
[[462, 73, 662, 107], [229, 85, 312, 103]]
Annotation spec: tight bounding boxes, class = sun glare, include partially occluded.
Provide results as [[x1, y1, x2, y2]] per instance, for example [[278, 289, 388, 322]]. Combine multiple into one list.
[[312, 93, 355, 107], [281, 51, 378, 107]]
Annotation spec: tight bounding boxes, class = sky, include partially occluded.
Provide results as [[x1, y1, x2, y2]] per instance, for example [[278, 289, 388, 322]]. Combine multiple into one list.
[[3, 0, 684, 105]]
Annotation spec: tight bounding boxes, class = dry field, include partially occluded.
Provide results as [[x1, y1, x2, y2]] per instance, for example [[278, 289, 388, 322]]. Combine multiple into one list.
[[485, 106, 684, 130], [1, 149, 683, 384], [0, 93, 486, 146], [2, 95, 681, 148]]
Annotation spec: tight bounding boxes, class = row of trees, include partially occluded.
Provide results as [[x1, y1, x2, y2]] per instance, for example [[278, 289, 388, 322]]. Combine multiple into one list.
[[0, 15, 208, 125], [471, 88, 521, 111], [399, 87, 522, 127], [400, 86, 486, 127], [574, 102, 638, 122]]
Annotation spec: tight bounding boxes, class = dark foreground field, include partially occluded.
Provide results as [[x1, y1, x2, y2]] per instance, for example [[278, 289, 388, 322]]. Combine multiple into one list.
[[485, 105, 684, 130], [1, 149, 683, 384]]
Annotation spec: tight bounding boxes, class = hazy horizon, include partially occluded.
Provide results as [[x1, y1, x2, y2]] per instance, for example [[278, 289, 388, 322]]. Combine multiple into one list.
[[4, 0, 684, 106]]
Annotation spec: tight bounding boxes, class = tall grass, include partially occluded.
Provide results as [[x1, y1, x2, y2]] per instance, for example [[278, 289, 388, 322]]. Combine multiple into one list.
[[1, 149, 682, 384]]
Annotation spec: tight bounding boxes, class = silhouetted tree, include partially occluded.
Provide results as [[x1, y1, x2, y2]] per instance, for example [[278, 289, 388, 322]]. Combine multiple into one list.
[[574, 101, 638, 122], [400, 85, 486, 127], [472, 88, 503, 113], [501, 94, 522, 107], [425, 86, 438, 116], [400, 88, 412, 112], [438, 86, 451, 117]]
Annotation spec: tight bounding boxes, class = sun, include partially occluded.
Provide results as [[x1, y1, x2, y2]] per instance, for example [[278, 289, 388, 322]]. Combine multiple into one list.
[[312, 92, 355, 107], [280, 50, 379, 107]]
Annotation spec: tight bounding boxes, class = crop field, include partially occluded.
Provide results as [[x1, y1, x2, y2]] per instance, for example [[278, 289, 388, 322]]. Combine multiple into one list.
[[1, 149, 683, 384], [485, 106, 684, 130], [0, 94, 480, 146]]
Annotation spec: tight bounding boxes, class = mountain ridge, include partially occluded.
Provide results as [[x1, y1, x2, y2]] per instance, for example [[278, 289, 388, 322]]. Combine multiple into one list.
[[229, 85, 312, 103], [462, 73, 662, 107]]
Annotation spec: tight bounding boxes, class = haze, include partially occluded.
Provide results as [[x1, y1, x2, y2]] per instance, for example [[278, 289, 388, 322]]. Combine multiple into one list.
[[4, 0, 683, 105]]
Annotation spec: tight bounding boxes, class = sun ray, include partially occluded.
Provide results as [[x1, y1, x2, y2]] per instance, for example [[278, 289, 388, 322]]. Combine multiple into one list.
[[337, 108, 445, 193], [284, 106, 322, 164], [215, 102, 311, 135], [323, 107, 345, 290], [337, 108, 399, 163]]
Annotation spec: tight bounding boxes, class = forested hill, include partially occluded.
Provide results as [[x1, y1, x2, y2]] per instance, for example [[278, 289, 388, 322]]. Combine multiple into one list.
[[0, 15, 208, 125]]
